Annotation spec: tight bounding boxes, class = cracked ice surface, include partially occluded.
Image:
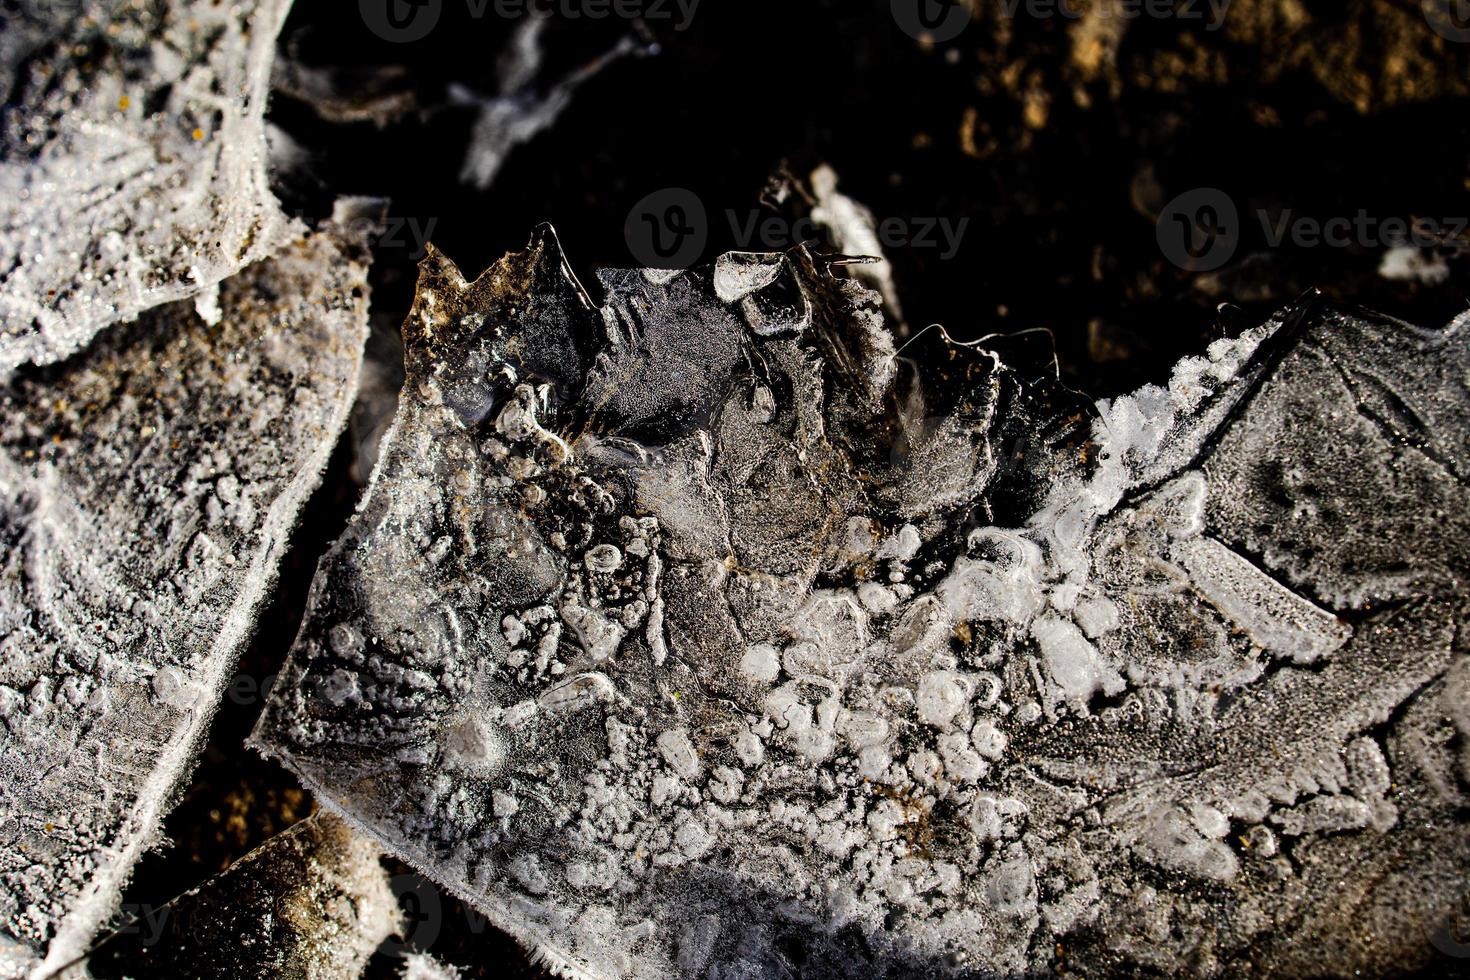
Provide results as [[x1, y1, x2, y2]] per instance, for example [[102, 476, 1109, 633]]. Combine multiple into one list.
[[0, 0, 297, 376], [255, 229, 1470, 978], [0, 214, 372, 978]]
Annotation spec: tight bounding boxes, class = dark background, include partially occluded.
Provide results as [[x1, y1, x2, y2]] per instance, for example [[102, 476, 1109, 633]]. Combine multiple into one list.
[[266, 0, 1470, 395]]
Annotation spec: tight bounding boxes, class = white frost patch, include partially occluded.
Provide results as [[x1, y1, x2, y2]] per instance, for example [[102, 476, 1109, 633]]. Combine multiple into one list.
[[1173, 535, 1351, 664], [739, 644, 782, 683], [401, 952, 464, 980], [657, 729, 702, 781], [1378, 245, 1450, 285], [1135, 805, 1239, 882], [916, 671, 969, 728], [939, 531, 1045, 626], [1032, 615, 1124, 705]]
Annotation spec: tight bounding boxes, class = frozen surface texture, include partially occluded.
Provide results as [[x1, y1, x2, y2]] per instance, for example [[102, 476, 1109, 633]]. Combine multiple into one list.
[[254, 229, 1470, 978], [88, 813, 399, 979], [0, 0, 296, 376], [0, 215, 373, 977]]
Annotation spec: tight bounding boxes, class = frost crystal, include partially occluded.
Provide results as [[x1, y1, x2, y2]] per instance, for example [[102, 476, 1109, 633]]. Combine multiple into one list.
[[0, 212, 372, 977], [399, 952, 464, 980], [255, 229, 1470, 978], [0, 0, 296, 375], [87, 813, 399, 979]]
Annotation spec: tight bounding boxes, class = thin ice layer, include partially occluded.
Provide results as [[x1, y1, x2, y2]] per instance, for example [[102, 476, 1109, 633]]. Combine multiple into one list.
[[0, 0, 296, 375], [0, 215, 372, 978], [85, 813, 399, 980], [254, 231, 1470, 978]]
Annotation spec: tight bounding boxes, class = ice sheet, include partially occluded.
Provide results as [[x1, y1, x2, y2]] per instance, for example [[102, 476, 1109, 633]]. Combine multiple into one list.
[[0, 209, 373, 977], [254, 231, 1470, 977]]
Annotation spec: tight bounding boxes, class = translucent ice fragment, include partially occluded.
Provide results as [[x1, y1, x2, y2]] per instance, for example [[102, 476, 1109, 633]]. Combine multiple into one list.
[[255, 232, 1470, 979], [454, 19, 650, 190], [713, 252, 786, 303], [399, 953, 464, 980], [1172, 534, 1350, 664]]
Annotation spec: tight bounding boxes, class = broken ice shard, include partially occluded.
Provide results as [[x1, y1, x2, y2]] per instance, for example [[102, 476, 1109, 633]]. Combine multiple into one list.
[[0, 214, 372, 978], [254, 228, 1470, 978], [87, 813, 398, 980], [452, 18, 650, 190], [765, 164, 907, 331], [0, 0, 296, 375]]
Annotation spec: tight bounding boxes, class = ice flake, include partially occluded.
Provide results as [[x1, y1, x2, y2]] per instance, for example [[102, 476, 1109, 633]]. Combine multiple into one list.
[[399, 952, 464, 980]]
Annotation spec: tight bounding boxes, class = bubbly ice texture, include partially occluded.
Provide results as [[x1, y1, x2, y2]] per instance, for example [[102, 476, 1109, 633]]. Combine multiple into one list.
[[0, 213, 373, 978], [0, 0, 297, 376], [253, 229, 1470, 978], [85, 813, 399, 980]]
